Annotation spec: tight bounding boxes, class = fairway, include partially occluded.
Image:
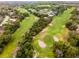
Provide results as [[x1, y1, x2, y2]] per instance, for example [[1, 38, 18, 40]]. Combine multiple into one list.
[[33, 7, 75, 58], [0, 14, 38, 58]]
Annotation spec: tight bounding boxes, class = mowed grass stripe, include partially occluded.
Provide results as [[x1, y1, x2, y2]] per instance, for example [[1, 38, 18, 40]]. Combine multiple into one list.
[[33, 7, 75, 58], [0, 14, 37, 58]]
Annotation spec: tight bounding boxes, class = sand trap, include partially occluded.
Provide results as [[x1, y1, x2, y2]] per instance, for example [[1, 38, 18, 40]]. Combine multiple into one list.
[[49, 23, 52, 26], [38, 40, 46, 48], [53, 35, 59, 42]]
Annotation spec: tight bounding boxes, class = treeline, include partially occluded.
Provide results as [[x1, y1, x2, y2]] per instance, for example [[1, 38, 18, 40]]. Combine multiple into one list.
[[54, 41, 79, 58], [0, 20, 20, 53], [66, 8, 78, 31], [66, 8, 79, 56]]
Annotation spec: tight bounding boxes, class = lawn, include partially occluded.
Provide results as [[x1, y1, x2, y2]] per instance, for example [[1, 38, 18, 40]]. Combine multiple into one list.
[[16, 7, 30, 14], [0, 14, 38, 58], [33, 7, 75, 58]]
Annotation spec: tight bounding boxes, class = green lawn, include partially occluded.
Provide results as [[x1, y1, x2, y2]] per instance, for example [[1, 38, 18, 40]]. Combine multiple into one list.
[[16, 7, 30, 14], [0, 14, 38, 58], [33, 7, 75, 58]]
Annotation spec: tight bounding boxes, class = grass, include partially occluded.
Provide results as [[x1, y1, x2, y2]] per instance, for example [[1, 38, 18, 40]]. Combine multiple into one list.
[[16, 7, 30, 14], [0, 14, 38, 58], [47, 8, 74, 35], [33, 7, 75, 58]]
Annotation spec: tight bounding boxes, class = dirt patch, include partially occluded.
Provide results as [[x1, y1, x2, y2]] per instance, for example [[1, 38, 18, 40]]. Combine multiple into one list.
[[12, 47, 20, 58]]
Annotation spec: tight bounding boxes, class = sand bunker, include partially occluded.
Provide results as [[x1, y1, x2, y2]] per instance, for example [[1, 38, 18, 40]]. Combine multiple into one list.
[[53, 35, 59, 42], [38, 40, 46, 48]]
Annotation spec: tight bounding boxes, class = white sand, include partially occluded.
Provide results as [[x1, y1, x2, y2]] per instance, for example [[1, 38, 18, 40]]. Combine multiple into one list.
[[38, 40, 46, 48], [53, 35, 59, 42], [49, 23, 52, 26]]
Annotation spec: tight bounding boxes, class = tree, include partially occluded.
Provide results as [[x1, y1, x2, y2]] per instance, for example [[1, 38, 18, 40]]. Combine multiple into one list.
[[68, 31, 79, 47], [0, 33, 12, 53], [64, 46, 78, 58], [54, 41, 79, 58], [65, 21, 77, 31]]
